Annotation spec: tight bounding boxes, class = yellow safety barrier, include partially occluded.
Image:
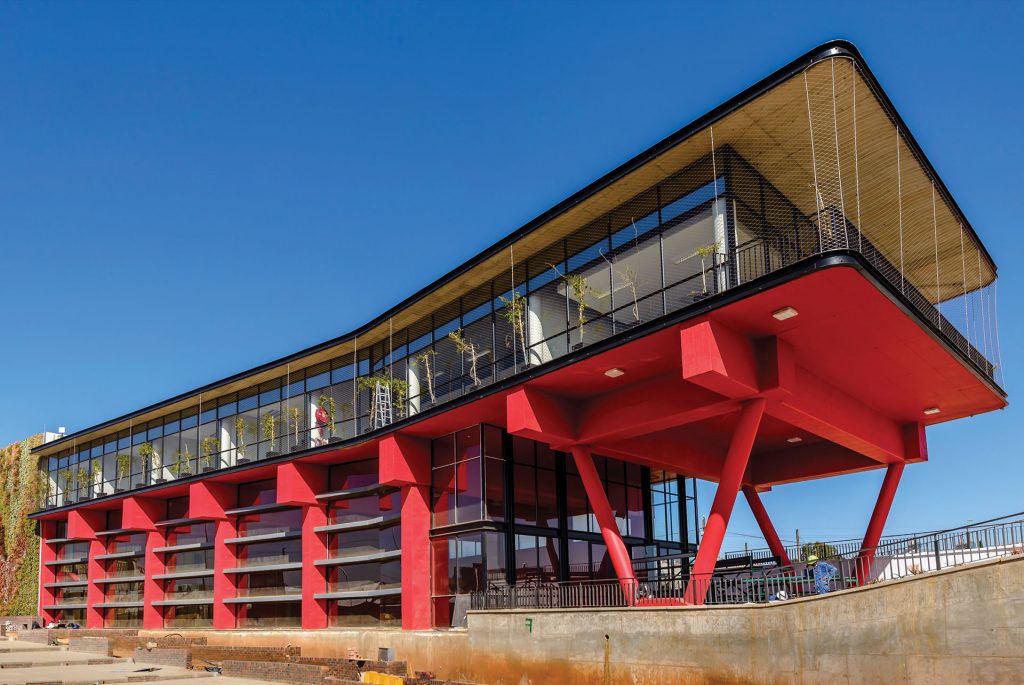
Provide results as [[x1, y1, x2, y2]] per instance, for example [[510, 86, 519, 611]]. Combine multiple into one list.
[[361, 672, 402, 685]]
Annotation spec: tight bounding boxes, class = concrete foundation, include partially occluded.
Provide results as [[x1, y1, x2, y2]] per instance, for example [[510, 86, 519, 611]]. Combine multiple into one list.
[[131, 554, 1023, 685]]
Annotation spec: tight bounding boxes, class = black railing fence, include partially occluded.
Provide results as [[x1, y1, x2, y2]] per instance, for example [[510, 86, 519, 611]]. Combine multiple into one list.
[[470, 513, 1024, 611]]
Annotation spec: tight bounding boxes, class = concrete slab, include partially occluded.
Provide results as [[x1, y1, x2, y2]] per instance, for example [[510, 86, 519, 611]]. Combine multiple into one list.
[[0, 650, 119, 667], [154, 679, 290, 685], [0, 661, 213, 685]]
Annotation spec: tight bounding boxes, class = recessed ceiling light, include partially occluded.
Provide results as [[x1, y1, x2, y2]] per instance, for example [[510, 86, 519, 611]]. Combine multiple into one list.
[[923, 407, 941, 416], [604, 368, 625, 378], [787, 436, 803, 443], [772, 306, 799, 321]]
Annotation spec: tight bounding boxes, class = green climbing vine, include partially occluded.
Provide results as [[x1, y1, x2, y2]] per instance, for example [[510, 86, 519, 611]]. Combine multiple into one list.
[[0, 435, 44, 614]]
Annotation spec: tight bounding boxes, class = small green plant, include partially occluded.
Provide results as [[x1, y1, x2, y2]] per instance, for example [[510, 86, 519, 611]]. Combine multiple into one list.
[[137, 442, 158, 473], [415, 349, 437, 403], [260, 412, 278, 452], [234, 417, 249, 460], [90, 458, 102, 486], [499, 290, 528, 363], [286, 406, 301, 447], [448, 328, 482, 386], [75, 465, 89, 493], [317, 394, 337, 437], [172, 446, 194, 478], [199, 436, 219, 469], [58, 468, 73, 496], [116, 453, 132, 484], [552, 266, 598, 344], [693, 240, 722, 294]]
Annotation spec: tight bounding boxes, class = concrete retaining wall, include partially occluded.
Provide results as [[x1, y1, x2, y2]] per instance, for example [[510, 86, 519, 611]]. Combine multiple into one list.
[[133, 554, 1024, 684]]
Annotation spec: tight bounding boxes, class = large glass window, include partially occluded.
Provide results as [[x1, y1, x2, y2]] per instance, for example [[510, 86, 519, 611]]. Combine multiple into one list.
[[329, 596, 401, 628], [237, 539, 301, 567], [237, 570, 301, 598], [164, 576, 213, 600], [164, 603, 212, 628], [166, 522, 214, 547], [105, 606, 142, 628], [328, 561, 400, 593], [238, 479, 276, 507], [431, 428, 484, 526], [431, 532, 505, 628], [236, 601, 301, 628], [165, 549, 213, 573], [237, 509, 301, 537]]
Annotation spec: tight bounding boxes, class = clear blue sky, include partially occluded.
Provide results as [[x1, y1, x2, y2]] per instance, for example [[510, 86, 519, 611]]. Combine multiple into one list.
[[1, 1, 1021, 550]]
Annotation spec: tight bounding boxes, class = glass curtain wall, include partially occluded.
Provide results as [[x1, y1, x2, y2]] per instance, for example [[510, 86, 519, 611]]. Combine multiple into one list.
[[429, 424, 693, 627]]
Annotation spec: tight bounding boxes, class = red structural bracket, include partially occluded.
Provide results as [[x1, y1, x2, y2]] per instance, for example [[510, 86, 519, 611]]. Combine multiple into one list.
[[684, 399, 766, 605], [742, 485, 792, 567], [857, 461, 905, 585], [570, 446, 637, 601]]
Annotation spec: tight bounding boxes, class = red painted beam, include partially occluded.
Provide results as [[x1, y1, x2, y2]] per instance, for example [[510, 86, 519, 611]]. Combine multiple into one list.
[[277, 461, 327, 506], [379, 435, 430, 487], [684, 399, 766, 605], [570, 446, 636, 601], [506, 386, 577, 446], [742, 486, 792, 567], [768, 366, 910, 464], [189, 481, 234, 520], [123, 495, 162, 531], [857, 462, 905, 585], [681, 320, 761, 397], [576, 378, 737, 445], [748, 443, 881, 487]]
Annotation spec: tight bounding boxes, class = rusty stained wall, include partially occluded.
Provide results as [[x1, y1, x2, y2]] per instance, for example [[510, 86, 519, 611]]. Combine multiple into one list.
[[138, 554, 1024, 685]]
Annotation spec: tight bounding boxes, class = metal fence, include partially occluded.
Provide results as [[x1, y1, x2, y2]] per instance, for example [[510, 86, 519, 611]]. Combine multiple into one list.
[[470, 513, 1024, 611]]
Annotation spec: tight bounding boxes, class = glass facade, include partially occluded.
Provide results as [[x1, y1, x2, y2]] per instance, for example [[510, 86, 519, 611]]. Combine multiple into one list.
[[429, 424, 694, 626]]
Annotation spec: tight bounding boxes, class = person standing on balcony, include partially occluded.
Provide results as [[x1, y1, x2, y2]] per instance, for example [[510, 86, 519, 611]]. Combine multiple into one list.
[[806, 554, 839, 594]]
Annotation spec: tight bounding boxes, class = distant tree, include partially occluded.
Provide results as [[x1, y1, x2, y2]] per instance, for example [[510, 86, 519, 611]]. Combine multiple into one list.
[[801, 541, 839, 561]]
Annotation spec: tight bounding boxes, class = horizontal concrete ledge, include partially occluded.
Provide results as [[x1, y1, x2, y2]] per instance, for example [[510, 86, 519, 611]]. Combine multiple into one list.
[[314, 549, 402, 567], [93, 550, 144, 560], [223, 562, 302, 574], [42, 603, 87, 610], [42, 580, 88, 589], [43, 537, 73, 545], [94, 576, 145, 585], [224, 530, 301, 545], [44, 557, 87, 567], [95, 528, 143, 537], [314, 515, 401, 534], [222, 594, 303, 604], [314, 587, 402, 600], [94, 601, 144, 608], [152, 569, 215, 581], [315, 483, 399, 502], [223, 502, 293, 517], [151, 597, 214, 606], [154, 517, 207, 528], [153, 541, 213, 553]]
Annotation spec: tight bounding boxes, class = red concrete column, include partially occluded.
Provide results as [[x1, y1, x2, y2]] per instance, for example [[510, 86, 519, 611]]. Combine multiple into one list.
[[401, 483, 432, 629], [570, 446, 637, 600], [379, 435, 432, 630], [301, 504, 329, 629], [857, 461, 905, 584], [742, 485, 792, 567], [86, 538, 105, 628], [212, 518, 238, 630], [142, 527, 167, 629], [684, 399, 766, 605]]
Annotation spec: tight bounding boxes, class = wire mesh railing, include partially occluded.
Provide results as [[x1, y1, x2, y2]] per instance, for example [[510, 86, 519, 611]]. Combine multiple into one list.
[[470, 514, 1024, 611]]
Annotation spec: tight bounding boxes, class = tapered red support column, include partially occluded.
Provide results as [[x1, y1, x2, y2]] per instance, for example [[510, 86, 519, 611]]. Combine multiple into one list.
[[685, 399, 766, 605], [38, 521, 58, 625], [213, 518, 238, 630], [742, 486, 792, 567], [857, 461, 905, 584], [86, 538, 105, 628], [570, 446, 637, 600], [301, 504, 329, 629]]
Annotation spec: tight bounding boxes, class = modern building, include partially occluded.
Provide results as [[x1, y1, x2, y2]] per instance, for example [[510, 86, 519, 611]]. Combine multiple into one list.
[[30, 41, 1004, 632]]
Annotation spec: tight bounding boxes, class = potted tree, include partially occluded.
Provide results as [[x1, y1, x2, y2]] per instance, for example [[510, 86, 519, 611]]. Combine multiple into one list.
[[90, 458, 103, 497], [499, 291, 528, 366], [286, 406, 303, 453], [172, 446, 194, 478], [115, 453, 132, 492], [75, 465, 90, 500], [138, 441, 164, 483], [58, 467, 73, 503], [693, 240, 722, 300], [261, 412, 280, 457], [199, 436, 220, 473], [448, 328, 482, 387], [415, 348, 437, 405], [552, 267, 597, 347], [235, 417, 250, 463]]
